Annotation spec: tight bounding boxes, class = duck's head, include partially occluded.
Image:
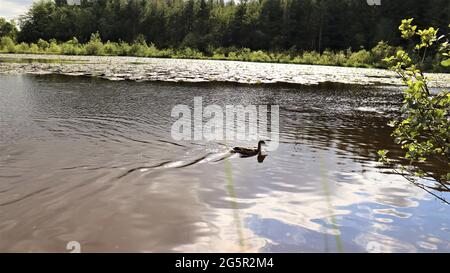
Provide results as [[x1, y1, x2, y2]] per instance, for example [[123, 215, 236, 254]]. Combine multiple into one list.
[[257, 140, 266, 150]]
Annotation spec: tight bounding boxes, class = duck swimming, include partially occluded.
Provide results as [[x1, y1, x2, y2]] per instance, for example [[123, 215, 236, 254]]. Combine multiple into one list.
[[232, 140, 266, 158]]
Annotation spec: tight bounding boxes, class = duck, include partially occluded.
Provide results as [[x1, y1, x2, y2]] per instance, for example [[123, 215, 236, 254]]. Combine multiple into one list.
[[232, 140, 266, 158]]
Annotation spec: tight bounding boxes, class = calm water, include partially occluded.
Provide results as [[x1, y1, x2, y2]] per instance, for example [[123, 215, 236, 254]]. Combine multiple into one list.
[[0, 74, 449, 252]]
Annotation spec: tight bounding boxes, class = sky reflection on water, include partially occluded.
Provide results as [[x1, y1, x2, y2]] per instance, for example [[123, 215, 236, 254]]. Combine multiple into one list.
[[0, 74, 449, 252]]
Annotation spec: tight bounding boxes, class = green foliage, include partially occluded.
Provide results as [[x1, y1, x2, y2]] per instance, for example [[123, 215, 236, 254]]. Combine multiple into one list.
[[0, 24, 447, 72], [294, 51, 320, 64], [15, 42, 31, 53], [379, 19, 450, 192], [14, 0, 450, 57], [370, 41, 400, 68], [416, 27, 438, 50], [0, 17, 17, 39], [0, 36, 16, 52], [103, 41, 121, 56], [60, 37, 82, 55], [0, 34, 423, 69], [116, 41, 132, 56], [5, 1, 447, 71], [84, 32, 103, 55], [440, 26, 450, 67], [129, 35, 149, 57], [28, 43, 39, 54], [248, 50, 271, 62], [37, 38, 49, 51], [47, 39, 61, 54], [346, 49, 372, 68], [173, 47, 205, 59], [399, 18, 417, 39]]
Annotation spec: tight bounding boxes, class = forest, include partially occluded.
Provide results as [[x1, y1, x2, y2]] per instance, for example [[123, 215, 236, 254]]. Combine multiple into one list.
[[0, 0, 449, 70], [13, 0, 450, 50]]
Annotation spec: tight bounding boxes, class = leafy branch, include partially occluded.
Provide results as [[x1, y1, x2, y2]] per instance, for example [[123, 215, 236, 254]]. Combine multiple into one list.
[[379, 19, 450, 203]]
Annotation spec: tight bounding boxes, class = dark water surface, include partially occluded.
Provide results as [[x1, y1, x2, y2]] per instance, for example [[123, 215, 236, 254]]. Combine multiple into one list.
[[0, 74, 449, 252]]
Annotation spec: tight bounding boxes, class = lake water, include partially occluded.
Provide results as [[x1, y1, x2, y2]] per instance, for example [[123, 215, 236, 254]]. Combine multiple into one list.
[[0, 72, 449, 252]]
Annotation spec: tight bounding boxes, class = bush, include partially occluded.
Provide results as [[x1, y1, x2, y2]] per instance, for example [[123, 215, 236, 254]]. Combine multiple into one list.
[[37, 38, 49, 51], [273, 53, 292, 63], [0, 36, 15, 52], [116, 41, 131, 56], [158, 48, 174, 58], [333, 51, 348, 66], [346, 49, 372, 67], [129, 42, 148, 57], [2, 31, 445, 73], [298, 51, 321, 64], [29, 43, 40, 53], [47, 39, 61, 54], [211, 53, 225, 60], [84, 32, 104, 55], [370, 41, 398, 68], [60, 37, 82, 55], [145, 43, 162, 57], [174, 47, 204, 59], [103, 41, 119, 55], [316, 50, 335, 65], [248, 50, 271, 62], [15, 42, 30, 53]]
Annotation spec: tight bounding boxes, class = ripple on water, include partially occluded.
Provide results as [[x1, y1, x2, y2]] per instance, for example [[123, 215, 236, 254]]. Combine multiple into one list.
[[0, 74, 449, 252], [355, 233, 417, 253]]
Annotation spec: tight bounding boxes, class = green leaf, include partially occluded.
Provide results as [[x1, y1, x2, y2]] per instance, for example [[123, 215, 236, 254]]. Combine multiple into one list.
[[441, 58, 450, 67]]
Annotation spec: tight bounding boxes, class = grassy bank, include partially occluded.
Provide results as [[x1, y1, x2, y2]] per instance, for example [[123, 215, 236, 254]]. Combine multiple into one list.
[[0, 34, 446, 71]]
